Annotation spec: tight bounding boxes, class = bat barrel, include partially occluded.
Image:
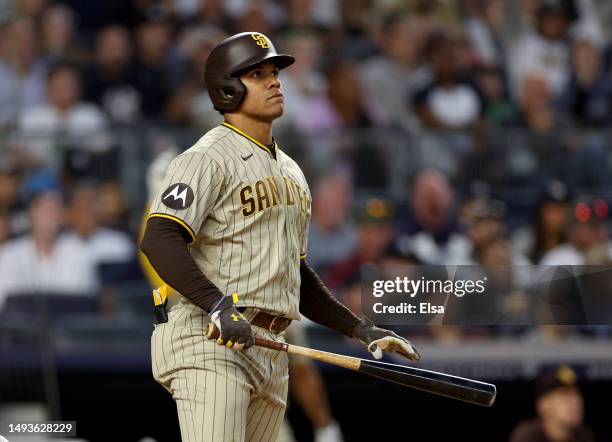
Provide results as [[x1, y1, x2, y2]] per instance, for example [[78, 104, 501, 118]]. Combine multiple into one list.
[[359, 360, 497, 407]]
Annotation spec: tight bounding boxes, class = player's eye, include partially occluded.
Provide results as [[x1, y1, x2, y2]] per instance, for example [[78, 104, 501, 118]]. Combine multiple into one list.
[[272, 70, 280, 78], [251, 70, 262, 78]]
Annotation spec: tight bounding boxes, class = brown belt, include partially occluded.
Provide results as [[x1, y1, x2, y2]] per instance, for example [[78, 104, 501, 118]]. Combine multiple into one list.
[[166, 295, 291, 333], [242, 309, 292, 334]]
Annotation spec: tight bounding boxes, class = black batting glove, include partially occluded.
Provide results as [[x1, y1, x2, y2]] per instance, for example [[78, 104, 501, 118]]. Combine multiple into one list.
[[210, 294, 254, 351], [352, 316, 420, 361]]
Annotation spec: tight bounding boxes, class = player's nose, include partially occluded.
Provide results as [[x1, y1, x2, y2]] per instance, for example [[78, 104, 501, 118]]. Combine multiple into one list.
[[268, 75, 281, 89]]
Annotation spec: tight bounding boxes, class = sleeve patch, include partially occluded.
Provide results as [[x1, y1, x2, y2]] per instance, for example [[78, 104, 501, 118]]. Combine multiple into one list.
[[161, 183, 195, 210]]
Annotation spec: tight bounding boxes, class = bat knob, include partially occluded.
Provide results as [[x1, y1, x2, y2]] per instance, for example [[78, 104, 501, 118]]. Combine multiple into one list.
[[206, 323, 220, 340]]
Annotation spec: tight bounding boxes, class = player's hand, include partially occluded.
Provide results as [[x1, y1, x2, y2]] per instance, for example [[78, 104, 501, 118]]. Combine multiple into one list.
[[352, 316, 420, 362], [210, 295, 254, 351]]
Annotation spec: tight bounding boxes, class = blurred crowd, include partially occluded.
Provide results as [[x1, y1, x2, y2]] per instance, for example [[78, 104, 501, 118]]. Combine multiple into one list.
[[0, 0, 612, 340]]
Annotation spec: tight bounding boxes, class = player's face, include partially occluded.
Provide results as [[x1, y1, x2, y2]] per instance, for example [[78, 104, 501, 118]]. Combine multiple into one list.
[[238, 62, 284, 122]]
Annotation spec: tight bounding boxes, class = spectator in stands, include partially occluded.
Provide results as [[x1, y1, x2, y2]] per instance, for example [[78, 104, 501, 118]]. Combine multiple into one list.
[[0, 158, 21, 215], [40, 4, 88, 65], [475, 238, 531, 322], [184, 0, 235, 32], [326, 197, 395, 290], [457, 198, 530, 265], [335, 0, 377, 59], [443, 199, 531, 326], [515, 73, 577, 188], [62, 182, 134, 265], [337, 270, 362, 317], [0, 157, 27, 237], [510, 365, 594, 442], [95, 181, 131, 233], [0, 207, 10, 245], [0, 172, 100, 309], [466, 198, 506, 252], [516, 70, 608, 190], [275, 29, 334, 134], [476, 66, 518, 126], [413, 30, 485, 130], [325, 60, 387, 188], [234, 0, 274, 37], [513, 180, 572, 264], [517, 73, 566, 135], [14, 0, 49, 19], [539, 197, 608, 265], [561, 37, 612, 126], [133, 19, 176, 119], [165, 26, 225, 129], [17, 61, 111, 165], [397, 169, 469, 265], [507, 0, 575, 102], [83, 25, 142, 124], [358, 14, 430, 130], [326, 60, 381, 129], [281, 0, 341, 30], [463, 0, 507, 68], [306, 169, 356, 276], [0, 17, 47, 127], [408, 0, 462, 31]]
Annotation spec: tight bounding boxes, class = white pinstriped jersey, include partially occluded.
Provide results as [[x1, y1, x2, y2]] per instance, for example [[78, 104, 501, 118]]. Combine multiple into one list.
[[148, 123, 311, 319]]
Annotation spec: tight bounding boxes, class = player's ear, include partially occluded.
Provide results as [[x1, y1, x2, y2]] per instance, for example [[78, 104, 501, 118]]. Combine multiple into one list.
[[220, 88, 235, 99]]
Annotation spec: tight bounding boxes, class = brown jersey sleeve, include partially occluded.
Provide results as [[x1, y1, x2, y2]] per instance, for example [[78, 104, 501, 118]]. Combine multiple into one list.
[[299, 259, 361, 337], [140, 216, 224, 312]]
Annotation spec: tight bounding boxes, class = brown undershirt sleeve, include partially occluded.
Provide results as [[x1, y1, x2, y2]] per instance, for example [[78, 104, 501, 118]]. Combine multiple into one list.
[[299, 259, 361, 337], [140, 217, 224, 312]]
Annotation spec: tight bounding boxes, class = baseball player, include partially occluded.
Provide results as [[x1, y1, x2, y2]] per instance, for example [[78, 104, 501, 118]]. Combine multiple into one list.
[[140, 32, 420, 442]]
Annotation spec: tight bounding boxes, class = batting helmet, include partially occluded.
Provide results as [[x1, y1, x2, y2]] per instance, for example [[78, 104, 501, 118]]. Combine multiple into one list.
[[205, 32, 295, 112]]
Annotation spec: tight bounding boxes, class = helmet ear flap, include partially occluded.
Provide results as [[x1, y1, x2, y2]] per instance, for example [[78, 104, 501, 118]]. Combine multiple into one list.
[[209, 76, 246, 112]]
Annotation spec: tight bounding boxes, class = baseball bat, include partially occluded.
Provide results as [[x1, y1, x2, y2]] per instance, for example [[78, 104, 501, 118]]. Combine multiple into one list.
[[206, 324, 496, 407]]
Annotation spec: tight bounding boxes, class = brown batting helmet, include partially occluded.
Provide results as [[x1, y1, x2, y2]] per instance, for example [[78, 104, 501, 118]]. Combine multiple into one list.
[[205, 32, 295, 112]]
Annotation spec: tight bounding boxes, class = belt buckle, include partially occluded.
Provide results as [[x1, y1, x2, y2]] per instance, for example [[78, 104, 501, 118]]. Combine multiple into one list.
[[268, 316, 281, 333], [268, 316, 289, 334]]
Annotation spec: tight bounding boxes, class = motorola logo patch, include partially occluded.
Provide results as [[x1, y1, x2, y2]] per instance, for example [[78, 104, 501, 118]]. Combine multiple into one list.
[[162, 183, 194, 210]]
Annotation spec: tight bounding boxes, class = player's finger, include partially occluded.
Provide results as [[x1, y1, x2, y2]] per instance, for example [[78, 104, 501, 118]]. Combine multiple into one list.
[[233, 336, 249, 351], [391, 336, 420, 361], [218, 333, 231, 346], [244, 334, 255, 349], [396, 342, 419, 361], [407, 343, 421, 361], [240, 334, 255, 349]]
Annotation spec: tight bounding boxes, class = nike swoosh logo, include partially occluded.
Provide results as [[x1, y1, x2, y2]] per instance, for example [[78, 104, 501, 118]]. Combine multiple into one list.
[[241, 153, 253, 161]]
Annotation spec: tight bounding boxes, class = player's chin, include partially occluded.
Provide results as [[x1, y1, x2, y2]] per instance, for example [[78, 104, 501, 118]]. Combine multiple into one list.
[[265, 103, 284, 119]]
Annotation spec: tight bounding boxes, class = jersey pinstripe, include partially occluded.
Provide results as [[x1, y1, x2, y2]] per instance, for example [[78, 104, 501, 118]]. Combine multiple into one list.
[[148, 123, 311, 320]]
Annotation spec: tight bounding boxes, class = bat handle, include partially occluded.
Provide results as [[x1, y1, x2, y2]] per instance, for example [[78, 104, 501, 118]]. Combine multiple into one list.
[[206, 323, 289, 352]]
